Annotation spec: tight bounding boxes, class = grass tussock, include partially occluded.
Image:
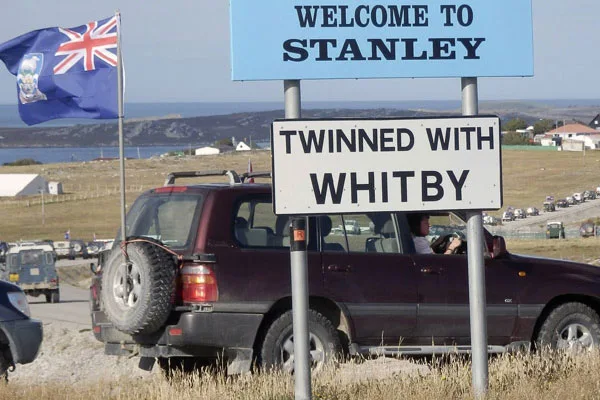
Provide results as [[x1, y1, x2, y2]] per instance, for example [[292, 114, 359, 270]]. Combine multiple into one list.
[[3, 351, 600, 399]]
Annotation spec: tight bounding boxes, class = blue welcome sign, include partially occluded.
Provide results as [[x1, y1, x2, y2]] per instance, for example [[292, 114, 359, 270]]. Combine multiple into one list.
[[230, 1, 533, 80]]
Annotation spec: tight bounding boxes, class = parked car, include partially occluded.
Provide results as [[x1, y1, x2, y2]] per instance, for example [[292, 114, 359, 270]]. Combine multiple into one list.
[[596, 186, 600, 197], [580, 221, 597, 238], [542, 201, 556, 212], [1, 244, 60, 303], [513, 208, 526, 219], [483, 215, 499, 226], [573, 193, 584, 204], [555, 199, 569, 208], [85, 241, 107, 257], [53, 240, 71, 259], [501, 211, 515, 222], [525, 207, 539, 217], [546, 222, 565, 239], [69, 239, 89, 259], [342, 219, 361, 235], [90, 169, 600, 376], [0, 280, 43, 379], [566, 196, 576, 206], [583, 190, 596, 201]]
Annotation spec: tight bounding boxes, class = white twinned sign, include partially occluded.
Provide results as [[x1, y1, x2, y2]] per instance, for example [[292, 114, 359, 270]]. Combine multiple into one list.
[[271, 116, 502, 215]]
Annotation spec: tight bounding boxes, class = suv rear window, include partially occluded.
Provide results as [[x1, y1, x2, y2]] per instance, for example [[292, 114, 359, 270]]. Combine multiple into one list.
[[119, 193, 203, 249]]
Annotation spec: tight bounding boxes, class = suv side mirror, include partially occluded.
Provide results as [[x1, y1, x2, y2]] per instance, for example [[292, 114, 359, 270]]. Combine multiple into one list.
[[492, 235, 507, 259], [90, 262, 97, 274]]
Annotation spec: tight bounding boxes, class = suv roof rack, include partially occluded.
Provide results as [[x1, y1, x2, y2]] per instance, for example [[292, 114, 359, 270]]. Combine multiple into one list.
[[164, 170, 241, 186], [240, 171, 272, 183]]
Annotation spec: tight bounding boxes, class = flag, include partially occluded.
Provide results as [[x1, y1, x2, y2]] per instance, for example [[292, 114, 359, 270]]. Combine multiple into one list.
[[0, 15, 119, 125], [247, 159, 255, 183], [64, 229, 70, 240]]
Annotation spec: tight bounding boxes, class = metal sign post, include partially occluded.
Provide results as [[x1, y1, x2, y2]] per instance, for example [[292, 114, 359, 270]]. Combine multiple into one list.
[[284, 79, 312, 400], [462, 77, 489, 397]]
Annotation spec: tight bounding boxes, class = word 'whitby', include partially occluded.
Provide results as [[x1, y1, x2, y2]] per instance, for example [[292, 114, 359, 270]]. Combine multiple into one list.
[[279, 125, 495, 205]]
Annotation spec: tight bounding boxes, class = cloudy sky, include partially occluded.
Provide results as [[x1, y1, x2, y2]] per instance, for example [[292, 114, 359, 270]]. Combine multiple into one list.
[[0, 0, 598, 105]]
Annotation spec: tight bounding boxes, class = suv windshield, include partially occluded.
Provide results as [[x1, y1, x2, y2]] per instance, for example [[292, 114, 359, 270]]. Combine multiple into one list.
[[116, 192, 203, 249]]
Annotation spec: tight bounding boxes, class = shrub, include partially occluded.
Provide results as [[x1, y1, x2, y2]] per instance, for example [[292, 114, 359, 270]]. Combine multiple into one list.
[[3, 158, 42, 166]]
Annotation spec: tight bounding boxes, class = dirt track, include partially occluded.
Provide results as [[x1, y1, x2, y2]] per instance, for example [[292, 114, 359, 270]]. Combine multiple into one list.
[[489, 198, 600, 237], [11, 280, 426, 385]]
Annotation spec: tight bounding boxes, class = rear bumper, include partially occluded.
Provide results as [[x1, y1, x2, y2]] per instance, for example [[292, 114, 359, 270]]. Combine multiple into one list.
[[93, 310, 263, 356], [20, 283, 58, 291], [1, 318, 43, 364]]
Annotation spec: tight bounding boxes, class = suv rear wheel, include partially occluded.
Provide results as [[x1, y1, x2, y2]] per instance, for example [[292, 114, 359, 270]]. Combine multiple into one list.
[[259, 309, 342, 373], [536, 302, 600, 351], [101, 238, 177, 335]]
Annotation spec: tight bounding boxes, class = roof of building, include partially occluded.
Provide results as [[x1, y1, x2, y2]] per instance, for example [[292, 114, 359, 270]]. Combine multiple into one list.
[[547, 123, 597, 134], [0, 174, 46, 197]]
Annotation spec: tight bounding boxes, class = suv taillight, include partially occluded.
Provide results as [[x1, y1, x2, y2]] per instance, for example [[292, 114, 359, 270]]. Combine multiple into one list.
[[181, 264, 218, 303]]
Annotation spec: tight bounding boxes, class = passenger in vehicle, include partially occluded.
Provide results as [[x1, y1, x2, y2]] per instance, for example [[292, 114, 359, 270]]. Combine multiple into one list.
[[407, 213, 462, 255]]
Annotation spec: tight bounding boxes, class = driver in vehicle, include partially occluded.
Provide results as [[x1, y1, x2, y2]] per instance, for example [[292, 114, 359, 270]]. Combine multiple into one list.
[[407, 213, 462, 255]]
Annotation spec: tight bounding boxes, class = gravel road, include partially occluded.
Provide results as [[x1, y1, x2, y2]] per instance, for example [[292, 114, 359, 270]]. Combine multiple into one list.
[[8, 283, 151, 384], [10, 279, 426, 385], [489, 198, 600, 236]]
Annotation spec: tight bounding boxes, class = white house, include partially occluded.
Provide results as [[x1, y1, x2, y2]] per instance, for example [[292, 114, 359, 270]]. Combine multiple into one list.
[[48, 181, 64, 195], [516, 126, 535, 139], [579, 134, 600, 150], [236, 141, 252, 151], [0, 174, 47, 197]]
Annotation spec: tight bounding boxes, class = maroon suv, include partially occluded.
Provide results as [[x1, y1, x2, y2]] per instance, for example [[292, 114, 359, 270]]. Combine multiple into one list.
[[90, 170, 600, 374]]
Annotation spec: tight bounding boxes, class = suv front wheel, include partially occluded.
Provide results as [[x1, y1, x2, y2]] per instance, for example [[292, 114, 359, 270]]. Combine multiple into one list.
[[536, 302, 600, 351], [259, 309, 342, 373]]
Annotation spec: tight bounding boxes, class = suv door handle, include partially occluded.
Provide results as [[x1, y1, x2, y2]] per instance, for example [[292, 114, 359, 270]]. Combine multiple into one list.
[[420, 267, 442, 275], [328, 264, 351, 272]]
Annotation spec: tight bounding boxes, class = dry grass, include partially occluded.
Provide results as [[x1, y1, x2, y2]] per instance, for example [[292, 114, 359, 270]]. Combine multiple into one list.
[[506, 237, 600, 264], [2, 148, 600, 242], [2, 351, 600, 399], [500, 149, 600, 214], [0, 151, 273, 241]]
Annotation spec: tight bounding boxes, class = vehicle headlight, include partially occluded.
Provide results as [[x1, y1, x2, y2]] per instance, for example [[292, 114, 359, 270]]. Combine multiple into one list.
[[7, 291, 31, 317]]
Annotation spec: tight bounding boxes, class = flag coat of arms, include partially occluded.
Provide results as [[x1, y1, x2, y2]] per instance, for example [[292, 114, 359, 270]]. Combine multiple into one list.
[[0, 15, 119, 125]]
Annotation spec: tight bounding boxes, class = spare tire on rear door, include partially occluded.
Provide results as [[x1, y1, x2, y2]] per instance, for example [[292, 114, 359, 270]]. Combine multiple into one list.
[[101, 237, 178, 335]]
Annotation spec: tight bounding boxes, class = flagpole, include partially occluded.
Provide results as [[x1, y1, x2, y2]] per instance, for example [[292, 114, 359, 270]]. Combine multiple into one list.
[[116, 11, 126, 245]]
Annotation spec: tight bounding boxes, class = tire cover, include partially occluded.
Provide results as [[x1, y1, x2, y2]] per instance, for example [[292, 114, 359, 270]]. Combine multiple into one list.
[[101, 237, 177, 335], [73, 243, 82, 252]]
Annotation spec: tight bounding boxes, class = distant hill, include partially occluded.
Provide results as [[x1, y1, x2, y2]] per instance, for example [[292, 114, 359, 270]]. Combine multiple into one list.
[[0, 104, 597, 147]]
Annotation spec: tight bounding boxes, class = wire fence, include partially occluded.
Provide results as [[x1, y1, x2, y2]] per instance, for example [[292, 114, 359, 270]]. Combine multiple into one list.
[[486, 226, 585, 240], [0, 185, 146, 209]]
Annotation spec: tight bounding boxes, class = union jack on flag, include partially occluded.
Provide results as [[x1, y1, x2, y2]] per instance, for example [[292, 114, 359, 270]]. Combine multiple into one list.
[[54, 16, 118, 75], [0, 15, 120, 125]]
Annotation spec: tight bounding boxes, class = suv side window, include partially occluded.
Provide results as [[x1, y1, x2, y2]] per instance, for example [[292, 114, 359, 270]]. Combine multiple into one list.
[[360, 213, 400, 254], [234, 198, 296, 248], [319, 213, 401, 254], [319, 215, 347, 252]]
